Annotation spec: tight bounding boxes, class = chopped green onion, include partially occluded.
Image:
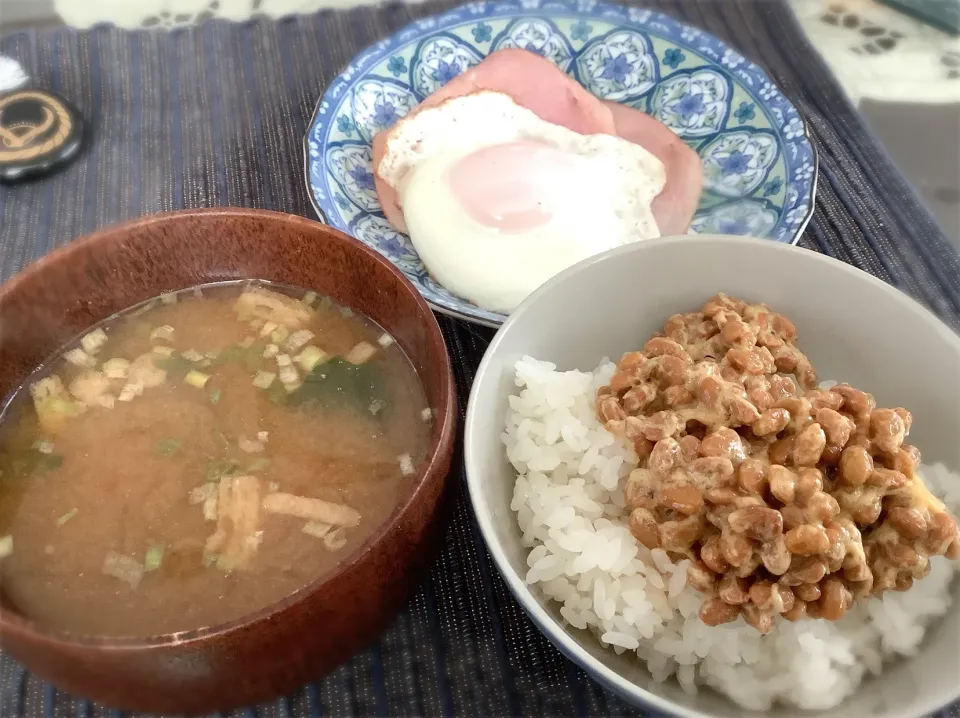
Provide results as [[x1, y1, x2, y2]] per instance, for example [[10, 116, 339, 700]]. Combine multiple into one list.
[[144, 544, 164, 571], [302, 521, 332, 539], [181, 349, 204, 362], [33, 440, 55, 455], [318, 296, 333, 311], [295, 345, 329, 372], [248, 457, 271, 473], [203, 494, 218, 521], [339, 306, 354, 318], [377, 332, 395, 348], [102, 358, 131, 380], [345, 341, 377, 365], [259, 321, 278, 338], [253, 371, 276, 389], [276, 354, 292, 367], [155, 437, 182, 457], [65, 348, 96, 368], [208, 387, 222, 404], [302, 290, 318, 306], [0, 535, 13, 559], [56, 508, 78, 527], [30, 376, 63, 400], [81, 328, 108, 354], [270, 325, 290, 344], [279, 365, 299, 386], [262, 344, 279, 359], [150, 325, 175, 342], [285, 329, 314, 353], [185, 370, 210, 388], [152, 345, 175, 357], [159, 292, 178, 305], [238, 436, 264, 454]]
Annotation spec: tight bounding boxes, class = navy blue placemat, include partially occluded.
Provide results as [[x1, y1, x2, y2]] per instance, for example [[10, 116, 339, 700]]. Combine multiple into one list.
[[1, 1, 958, 716]]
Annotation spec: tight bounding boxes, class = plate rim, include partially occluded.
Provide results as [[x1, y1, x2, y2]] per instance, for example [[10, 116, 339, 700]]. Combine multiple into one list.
[[302, 0, 820, 326]]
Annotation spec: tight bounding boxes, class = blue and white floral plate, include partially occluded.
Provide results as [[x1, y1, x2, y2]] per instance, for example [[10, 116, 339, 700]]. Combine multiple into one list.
[[304, 0, 818, 327]]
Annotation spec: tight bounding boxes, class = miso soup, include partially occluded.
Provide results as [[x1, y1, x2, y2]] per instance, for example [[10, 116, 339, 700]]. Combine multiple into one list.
[[0, 282, 431, 637]]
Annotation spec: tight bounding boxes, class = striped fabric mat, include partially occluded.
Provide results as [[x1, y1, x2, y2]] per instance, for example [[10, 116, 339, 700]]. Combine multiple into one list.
[[1, 1, 958, 716]]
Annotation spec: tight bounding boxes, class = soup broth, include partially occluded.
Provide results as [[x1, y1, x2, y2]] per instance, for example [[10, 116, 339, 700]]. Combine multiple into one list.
[[0, 282, 431, 637]]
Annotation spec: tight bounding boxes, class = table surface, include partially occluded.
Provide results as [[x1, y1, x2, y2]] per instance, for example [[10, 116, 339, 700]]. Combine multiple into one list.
[[0, 0, 959, 717], [7, 0, 958, 247]]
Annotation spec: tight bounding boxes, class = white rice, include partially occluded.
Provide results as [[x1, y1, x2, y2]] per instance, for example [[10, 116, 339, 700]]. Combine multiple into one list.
[[503, 356, 959, 711]]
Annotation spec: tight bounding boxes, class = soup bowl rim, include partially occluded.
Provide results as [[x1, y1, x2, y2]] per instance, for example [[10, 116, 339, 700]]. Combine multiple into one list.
[[0, 207, 458, 650]]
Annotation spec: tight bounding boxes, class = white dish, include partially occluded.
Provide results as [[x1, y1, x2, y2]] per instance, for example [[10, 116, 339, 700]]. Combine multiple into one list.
[[465, 234, 960, 717]]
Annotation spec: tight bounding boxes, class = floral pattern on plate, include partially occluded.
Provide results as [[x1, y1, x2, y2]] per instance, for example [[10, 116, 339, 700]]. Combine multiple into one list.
[[689, 199, 780, 237], [700, 130, 779, 197], [305, 0, 818, 327], [325, 143, 379, 213], [410, 34, 484, 98], [350, 214, 418, 264], [351, 80, 419, 143], [576, 29, 659, 101], [491, 18, 576, 71], [649, 68, 730, 138]]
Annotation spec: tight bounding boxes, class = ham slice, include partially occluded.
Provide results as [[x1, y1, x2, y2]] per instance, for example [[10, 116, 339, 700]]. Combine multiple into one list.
[[603, 100, 702, 237], [372, 48, 702, 237]]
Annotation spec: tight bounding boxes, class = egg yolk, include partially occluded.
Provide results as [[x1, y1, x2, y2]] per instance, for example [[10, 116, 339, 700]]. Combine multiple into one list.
[[447, 140, 580, 234]]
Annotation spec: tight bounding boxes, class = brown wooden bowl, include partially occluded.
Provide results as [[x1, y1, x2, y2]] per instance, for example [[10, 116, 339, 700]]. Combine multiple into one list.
[[0, 208, 458, 714]]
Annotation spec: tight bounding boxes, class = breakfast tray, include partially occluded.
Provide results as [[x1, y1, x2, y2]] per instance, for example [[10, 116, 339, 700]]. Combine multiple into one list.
[[1, 1, 959, 716]]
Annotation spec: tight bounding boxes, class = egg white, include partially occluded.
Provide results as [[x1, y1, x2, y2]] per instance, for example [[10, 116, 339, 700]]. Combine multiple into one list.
[[378, 91, 667, 313]]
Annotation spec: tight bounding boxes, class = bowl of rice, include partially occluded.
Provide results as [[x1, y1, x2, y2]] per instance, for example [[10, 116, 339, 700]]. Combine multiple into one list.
[[464, 234, 960, 717]]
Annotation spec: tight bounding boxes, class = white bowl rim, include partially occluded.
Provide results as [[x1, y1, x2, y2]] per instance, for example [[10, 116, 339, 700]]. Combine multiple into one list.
[[464, 233, 960, 718]]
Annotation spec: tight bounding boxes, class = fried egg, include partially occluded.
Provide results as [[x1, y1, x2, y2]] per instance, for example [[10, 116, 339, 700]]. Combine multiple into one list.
[[376, 91, 666, 313]]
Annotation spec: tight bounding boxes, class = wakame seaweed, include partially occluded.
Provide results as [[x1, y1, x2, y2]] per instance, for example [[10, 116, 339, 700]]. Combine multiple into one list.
[[152, 354, 194, 375], [278, 358, 387, 414], [212, 341, 267, 372]]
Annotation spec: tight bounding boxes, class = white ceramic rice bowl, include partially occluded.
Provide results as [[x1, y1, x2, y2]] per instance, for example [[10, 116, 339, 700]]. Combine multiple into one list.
[[464, 235, 960, 718]]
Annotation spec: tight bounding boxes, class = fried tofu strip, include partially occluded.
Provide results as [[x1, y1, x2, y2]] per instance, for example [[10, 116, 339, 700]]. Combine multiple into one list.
[[262, 492, 361, 528], [205, 475, 262, 570]]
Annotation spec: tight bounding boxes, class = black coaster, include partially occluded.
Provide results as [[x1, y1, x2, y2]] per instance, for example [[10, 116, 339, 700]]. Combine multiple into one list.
[[0, 88, 85, 183]]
